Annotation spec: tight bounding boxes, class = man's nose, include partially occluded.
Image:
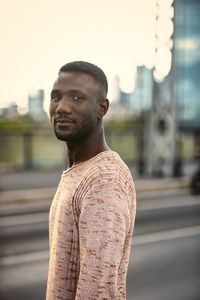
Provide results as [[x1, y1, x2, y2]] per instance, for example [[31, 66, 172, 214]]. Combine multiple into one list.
[[56, 97, 72, 114]]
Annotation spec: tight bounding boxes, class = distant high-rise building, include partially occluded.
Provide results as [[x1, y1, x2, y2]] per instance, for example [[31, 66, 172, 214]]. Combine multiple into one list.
[[28, 89, 46, 121], [119, 90, 132, 109], [112, 75, 120, 103], [0, 102, 19, 119], [173, 0, 200, 130], [131, 66, 153, 113]]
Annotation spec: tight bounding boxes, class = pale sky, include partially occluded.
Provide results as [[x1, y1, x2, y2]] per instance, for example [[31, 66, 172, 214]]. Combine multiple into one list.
[[0, 0, 157, 112]]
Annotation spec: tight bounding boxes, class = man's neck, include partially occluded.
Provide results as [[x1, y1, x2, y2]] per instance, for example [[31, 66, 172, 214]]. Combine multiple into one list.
[[66, 128, 109, 167]]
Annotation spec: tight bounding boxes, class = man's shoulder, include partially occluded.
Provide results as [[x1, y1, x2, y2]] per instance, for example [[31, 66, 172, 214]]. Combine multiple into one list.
[[84, 150, 134, 185], [75, 151, 135, 203]]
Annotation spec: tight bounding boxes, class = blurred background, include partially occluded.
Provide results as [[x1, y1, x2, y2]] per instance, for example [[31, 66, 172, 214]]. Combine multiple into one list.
[[0, 0, 200, 299]]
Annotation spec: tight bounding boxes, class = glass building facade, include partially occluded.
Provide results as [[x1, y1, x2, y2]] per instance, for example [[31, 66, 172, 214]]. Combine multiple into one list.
[[174, 0, 200, 130]]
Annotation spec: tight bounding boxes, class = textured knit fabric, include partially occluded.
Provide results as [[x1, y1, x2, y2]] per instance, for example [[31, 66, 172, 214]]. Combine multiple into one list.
[[46, 150, 136, 300]]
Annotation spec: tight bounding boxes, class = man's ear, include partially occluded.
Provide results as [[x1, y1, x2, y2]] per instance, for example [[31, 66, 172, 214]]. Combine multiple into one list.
[[97, 98, 109, 119]]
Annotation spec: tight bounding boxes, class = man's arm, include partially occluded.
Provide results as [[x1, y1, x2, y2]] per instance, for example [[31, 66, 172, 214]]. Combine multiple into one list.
[[75, 176, 136, 299]]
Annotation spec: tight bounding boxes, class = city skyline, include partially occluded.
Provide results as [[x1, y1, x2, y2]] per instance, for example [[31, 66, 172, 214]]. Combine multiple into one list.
[[1, 0, 157, 112]]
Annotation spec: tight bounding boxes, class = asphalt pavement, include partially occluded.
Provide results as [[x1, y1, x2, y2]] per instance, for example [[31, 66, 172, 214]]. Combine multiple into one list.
[[0, 168, 191, 207], [0, 192, 200, 300], [0, 168, 199, 300]]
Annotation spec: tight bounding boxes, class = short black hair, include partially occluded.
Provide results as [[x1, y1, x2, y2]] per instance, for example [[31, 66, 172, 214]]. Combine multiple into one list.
[[59, 61, 108, 96]]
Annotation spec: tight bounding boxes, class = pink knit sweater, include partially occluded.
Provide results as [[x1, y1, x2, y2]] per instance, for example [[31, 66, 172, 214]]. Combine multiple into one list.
[[46, 150, 136, 300]]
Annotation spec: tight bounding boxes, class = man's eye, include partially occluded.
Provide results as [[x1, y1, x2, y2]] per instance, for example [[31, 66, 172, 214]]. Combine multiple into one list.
[[51, 95, 60, 102], [72, 95, 84, 101]]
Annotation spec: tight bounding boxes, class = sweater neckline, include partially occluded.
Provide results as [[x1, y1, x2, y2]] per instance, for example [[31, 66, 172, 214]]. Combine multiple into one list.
[[62, 150, 118, 175]]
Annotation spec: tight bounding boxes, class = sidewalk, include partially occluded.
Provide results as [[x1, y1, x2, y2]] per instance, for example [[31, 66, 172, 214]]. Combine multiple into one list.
[[0, 175, 191, 206]]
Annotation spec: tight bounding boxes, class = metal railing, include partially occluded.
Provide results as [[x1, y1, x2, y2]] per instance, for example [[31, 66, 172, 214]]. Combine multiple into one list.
[[0, 129, 140, 172]]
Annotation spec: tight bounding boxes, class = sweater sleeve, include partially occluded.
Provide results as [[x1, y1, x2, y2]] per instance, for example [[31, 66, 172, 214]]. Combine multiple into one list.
[[75, 175, 135, 300]]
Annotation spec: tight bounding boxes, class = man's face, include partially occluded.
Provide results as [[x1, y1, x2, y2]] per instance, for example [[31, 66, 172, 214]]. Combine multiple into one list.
[[50, 71, 101, 142]]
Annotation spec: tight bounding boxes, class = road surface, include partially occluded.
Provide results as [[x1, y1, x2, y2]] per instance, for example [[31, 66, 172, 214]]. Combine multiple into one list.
[[0, 191, 200, 300]]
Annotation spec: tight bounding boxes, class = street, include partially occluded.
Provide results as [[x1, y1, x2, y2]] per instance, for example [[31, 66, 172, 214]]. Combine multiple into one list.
[[0, 191, 200, 300]]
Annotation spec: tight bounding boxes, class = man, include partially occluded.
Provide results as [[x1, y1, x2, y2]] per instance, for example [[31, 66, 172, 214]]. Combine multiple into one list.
[[46, 61, 136, 300]]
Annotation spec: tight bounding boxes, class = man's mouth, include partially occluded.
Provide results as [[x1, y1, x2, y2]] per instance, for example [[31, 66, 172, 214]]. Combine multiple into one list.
[[55, 118, 74, 125]]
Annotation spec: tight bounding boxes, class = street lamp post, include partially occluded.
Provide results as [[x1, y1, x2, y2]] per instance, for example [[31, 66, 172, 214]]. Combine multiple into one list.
[[147, 0, 176, 177]]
